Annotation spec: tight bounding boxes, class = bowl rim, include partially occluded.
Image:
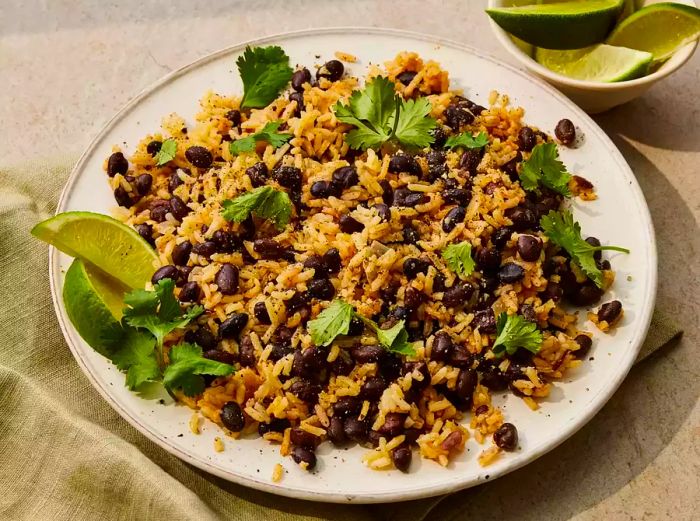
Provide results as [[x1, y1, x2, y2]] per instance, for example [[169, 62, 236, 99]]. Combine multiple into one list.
[[487, 0, 699, 90]]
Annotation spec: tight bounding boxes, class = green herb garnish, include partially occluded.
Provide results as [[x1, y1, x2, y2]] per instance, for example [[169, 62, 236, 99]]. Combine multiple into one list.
[[111, 328, 161, 391], [492, 312, 543, 357], [519, 143, 572, 197], [362, 318, 415, 356], [155, 138, 177, 166], [237, 46, 293, 109], [442, 241, 476, 279], [333, 76, 437, 150], [221, 186, 292, 230], [229, 120, 292, 155], [163, 343, 235, 396], [308, 299, 355, 347], [540, 210, 629, 288], [445, 131, 489, 150]]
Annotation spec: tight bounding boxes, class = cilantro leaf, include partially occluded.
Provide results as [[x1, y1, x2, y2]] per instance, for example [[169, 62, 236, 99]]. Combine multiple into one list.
[[155, 138, 177, 166], [540, 210, 629, 288], [123, 279, 204, 347], [445, 131, 489, 150], [391, 97, 437, 148], [360, 316, 416, 356], [221, 186, 292, 230], [492, 312, 543, 356], [442, 241, 476, 279], [111, 328, 161, 390], [335, 102, 390, 150], [308, 299, 355, 346], [237, 46, 293, 109], [519, 143, 572, 197], [229, 121, 291, 155], [348, 75, 397, 129], [163, 343, 235, 397]]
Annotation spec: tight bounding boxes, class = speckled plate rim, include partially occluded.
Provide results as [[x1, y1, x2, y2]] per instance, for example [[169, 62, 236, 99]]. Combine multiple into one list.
[[48, 27, 657, 503]]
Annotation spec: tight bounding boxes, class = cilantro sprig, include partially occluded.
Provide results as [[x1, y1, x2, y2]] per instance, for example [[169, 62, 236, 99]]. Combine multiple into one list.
[[163, 343, 235, 396], [229, 121, 291, 155], [492, 312, 543, 357], [442, 241, 476, 279], [155, 138, 177, 166], [237, 46, 293, 109], [221, 186, 292, 230], [307, 299, 416, 356], [445, 131, 489, 150], [540, 210, 629, 288], [333, 76, 437, 150], [519, 143, 572, 197]]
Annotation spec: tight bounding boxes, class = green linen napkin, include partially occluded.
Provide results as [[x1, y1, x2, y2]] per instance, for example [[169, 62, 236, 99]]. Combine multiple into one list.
[[0, 160, 681, 521]]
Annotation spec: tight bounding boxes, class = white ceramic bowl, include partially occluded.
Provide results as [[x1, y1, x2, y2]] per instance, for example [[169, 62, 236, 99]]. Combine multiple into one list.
[[488, 0, 699, 113]]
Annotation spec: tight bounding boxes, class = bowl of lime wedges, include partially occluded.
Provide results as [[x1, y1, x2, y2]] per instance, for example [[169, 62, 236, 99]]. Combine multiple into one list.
[[487, 0, 700, 113]]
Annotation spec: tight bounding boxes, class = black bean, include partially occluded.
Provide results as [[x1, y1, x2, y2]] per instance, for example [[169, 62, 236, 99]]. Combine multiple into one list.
[[272, 165, 302, 191], [146, 140, 162, 156], [185, 146, 213, 169], [219, 313, 248, 339], [289, 91, 304, 116], [258, 418, 291, 436], [459, 148, 484, 175], [345, 316, 364, 337], [135, 224, 154, 247], [555, 119, 576, 146], [473, 309, 496, 333], [574, 334, 593, 359], [585, 236, 603, 262], [389, 306, 409, 322], [274, 326, 295, 346], [442, 282, 474, 308], [292, 68, 312, 91], [402, 225, 420, 245], [290, 427, 319, 449], [388, 154, 422, 176], [192, 240, 217, 258], [178, 281, 201, 303], [379, 179, 394, 205], [403, 257, 430, 279], [397, 70, 417, 85], [332, 165, 359, 189], [351, 344, 384, 364], [289, 379, 321, 403], [253, 238, 286, 259], [480, 364, 508, 391], [444, 104, 474, 130], [107, 152, 129, 177], [598, 300, 622, 323], [202, 348, 236, 366], [178, 266, 193, 285], [343, 417, 369, 443], [492, 227, 513, 250], [520, 303, 537, 323], [215, 264, 239, 295], [455, 368, 477, 403], [378, 412, 404, 437], [498, 263, 525, 284], [393, 188, 426, 208], [307, 278, 335, 300], [430, 127, 448, 148], [442, 206, 466, 233], [333, 396, 362, 418], [151, 265, 179, 285], [493, 423, 518, 451], [225, 110, 242, 126], [441, 431, 464, 452], [327, 416, 347, 446], [268, 343, 294, 363], [238, 335, 256, 367], [310, 180, 330, 198], [212, 230, 240, 254], [169, 195, 190, 221], [431, 331, 453, 362], [402, 361, 430, 390], [168, 172, 184, 193], [518, 127, 537, 152], [246, 162, 268, 187], [506, 206, 536, 231], [168, 241, 190, 266], [254, 301, 271, 324], [475, 247, 501, 272], [323, 248, 341, 274], [113, 186, 132, 207], [285, 291, 310, 313], [433, 272, 447, 292], [291, 446, 316, 470], [360, 376, 386, 401], [331, 351, 354, 376], [541, 281, 563, 302], [568, 283, 604, 306], [502, 151, 522, 181], [390, 445, 412, 473], [517, 235, 542, 262], [339, 214, 364, 233], [425, 150, 448, 181], [316, 60, 344, 82], [134, 173, 153, 196], [404, 287, 426, 310], [184, 328, 218, 350], [220, 402, 245, 432], [373, 203, 391, 222], [443, 188, 471, 206]]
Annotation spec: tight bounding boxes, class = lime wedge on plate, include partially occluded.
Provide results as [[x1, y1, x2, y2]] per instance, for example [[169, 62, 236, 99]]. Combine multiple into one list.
[[535, 44, 652, 82], [486, 0, 625, 50], [32, 211, 158, 289], [63, 258, 128, 356], [607, 2, 700, 63]]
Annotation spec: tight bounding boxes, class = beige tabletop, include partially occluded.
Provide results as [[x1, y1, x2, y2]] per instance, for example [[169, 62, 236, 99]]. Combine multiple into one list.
[[1, 1, 699, 519]]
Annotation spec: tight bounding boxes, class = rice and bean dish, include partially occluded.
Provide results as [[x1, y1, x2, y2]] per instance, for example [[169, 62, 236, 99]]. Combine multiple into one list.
[[102, 47, 627, 475]]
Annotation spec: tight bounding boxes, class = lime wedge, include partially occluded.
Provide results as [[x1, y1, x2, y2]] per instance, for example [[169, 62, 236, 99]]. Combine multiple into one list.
[[607, 2, 700, 63], [535, 44, 652, 82], [32, 211, 158, 289], [486, 0, 625, 50], [63, 258, 128, 356]]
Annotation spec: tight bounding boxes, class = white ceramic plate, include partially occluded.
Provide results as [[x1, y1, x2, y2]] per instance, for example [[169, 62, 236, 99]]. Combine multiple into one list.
[[50, 28, 657, 503]]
